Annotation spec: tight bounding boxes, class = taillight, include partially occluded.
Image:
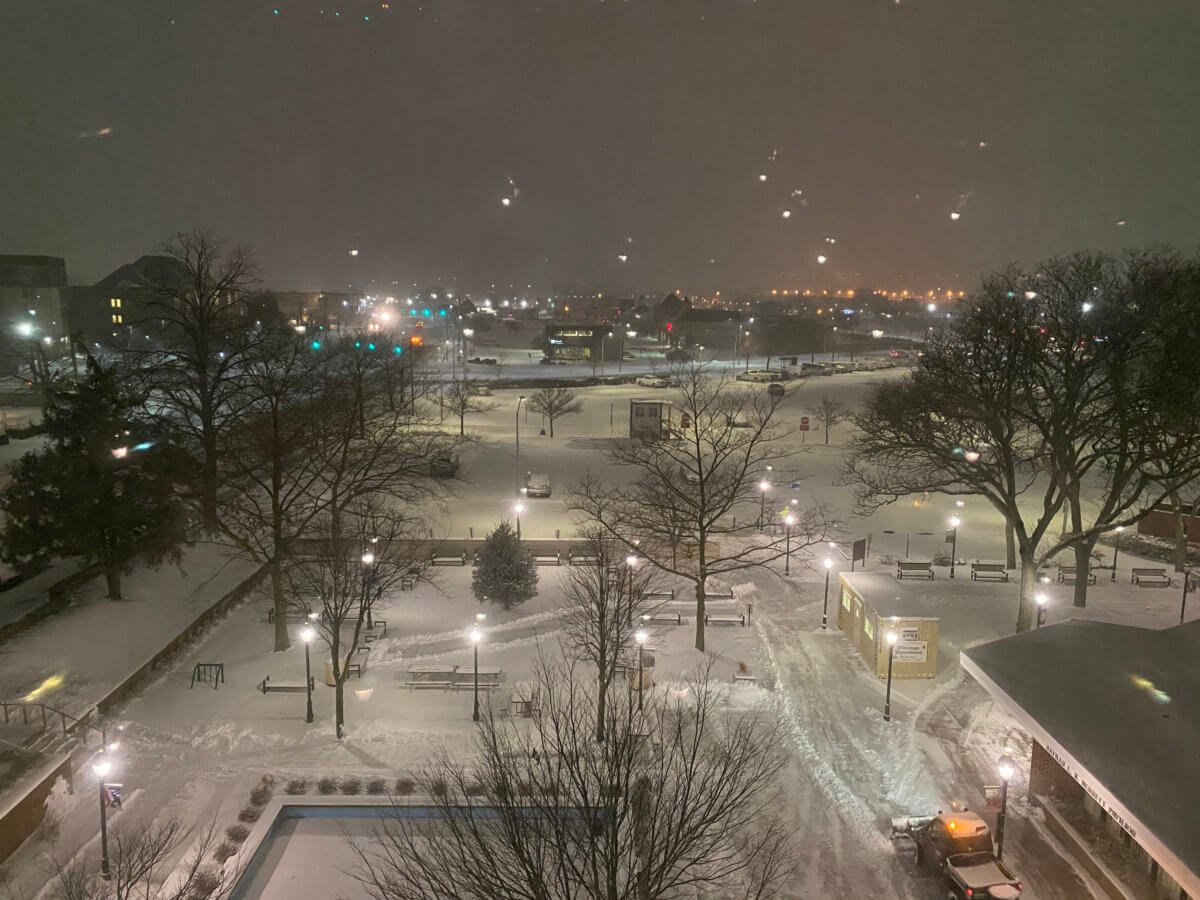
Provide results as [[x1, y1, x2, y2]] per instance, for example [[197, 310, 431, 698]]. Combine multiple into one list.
[[965, 891, 973, 898]]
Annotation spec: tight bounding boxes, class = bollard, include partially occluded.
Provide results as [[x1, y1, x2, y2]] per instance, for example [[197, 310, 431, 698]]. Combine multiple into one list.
[[469, 526, 474, 539]]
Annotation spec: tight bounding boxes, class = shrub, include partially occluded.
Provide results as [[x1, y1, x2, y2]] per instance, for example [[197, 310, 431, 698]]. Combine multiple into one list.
[[931, 551, 952, 567], [341, 777, 362, 795], [318, 777, 339, 795], [394, 778, 415, 796], [426, 778, 449, 799], [187, 868, 222, 900], [248, 784, 272, 806], [213, 843, 237, 863], [285, 779, 307, 795], [464, 783, 486, 798], [225, 824, 250, 843], [237, 806, 262, 823], [367, 779, 388, 795]]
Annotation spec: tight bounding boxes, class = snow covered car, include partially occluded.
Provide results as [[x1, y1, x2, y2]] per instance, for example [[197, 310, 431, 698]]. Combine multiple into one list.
[[892, 808, 1022, 900], [430, 454, 459, 477], [635, 375, 669, 388], [524, 472, 552, 497]]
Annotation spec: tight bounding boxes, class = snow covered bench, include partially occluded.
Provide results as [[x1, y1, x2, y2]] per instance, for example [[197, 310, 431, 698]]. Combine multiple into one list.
[[1131, 567, 1172, 587], [532, 552, 561, 566], [363, 620, 387, 643], [345, 647, 370, 679], [258, 675, 315, 694], [970, 562, 1009, 582], [641, 612, 684, 626], [644, 590, 675, 604], [896, 561, 934, 580], [706, 590, 735, 602], [704, 612, 745, 627], [566, 550, 599, 566], [1057, 565, 1095, 585], [431, 551, 469, 566]]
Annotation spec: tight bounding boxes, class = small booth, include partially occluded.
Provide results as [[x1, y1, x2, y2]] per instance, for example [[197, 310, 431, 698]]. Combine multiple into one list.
[[837, 573, 939, 679]]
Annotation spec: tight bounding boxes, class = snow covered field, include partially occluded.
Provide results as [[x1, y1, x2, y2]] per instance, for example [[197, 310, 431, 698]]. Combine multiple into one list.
[[0, 367, 1185, 897]]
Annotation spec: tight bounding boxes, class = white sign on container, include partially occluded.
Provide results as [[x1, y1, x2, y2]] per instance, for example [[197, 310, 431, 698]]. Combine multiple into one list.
[[893, 640, 928, 663]]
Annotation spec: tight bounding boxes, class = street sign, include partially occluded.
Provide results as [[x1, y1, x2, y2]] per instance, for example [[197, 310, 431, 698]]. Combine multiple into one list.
[[680, 412, 691, 429], [799, 416, 810, 431], [892, 640, 928, 663]]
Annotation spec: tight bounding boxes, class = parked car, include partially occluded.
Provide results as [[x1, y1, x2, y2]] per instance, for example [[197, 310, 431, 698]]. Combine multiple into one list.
[[469, 384, 493, 396], [800, 363, 832, 376], [525, 472, 552, 497], [635, 374, 669, 388], [430, 454, 460, 477], [727, 413, 751, 428]]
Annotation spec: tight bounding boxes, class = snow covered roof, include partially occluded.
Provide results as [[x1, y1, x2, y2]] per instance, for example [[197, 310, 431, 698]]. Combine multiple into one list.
[[840, 570, 972, 618], [962, 619, 1200, 897]]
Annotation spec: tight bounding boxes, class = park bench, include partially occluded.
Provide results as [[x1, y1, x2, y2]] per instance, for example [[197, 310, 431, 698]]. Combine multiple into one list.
[[1057, 565, 1096, 585], [644, 590, 675, 604], [896, 561, 934, 580], [265, 606, 317, 624], [404, 664, 457, 690], [567, 550, 599, 566], [733, 673, 757, 686], [706, 590, 735, 602], [1131, 567, 1172, 587], [532, 552, 561, 566], [431, 551, 469, 567], [345, 647, 370, 679], [970, 562, 1009, 582], [704, 612, 746, 627], [400, 569, 418, 590], [450, 681, 502, 692], [259, 674, 315, 694], [641, 612, 684, 626], [363, 620, 387, 643]]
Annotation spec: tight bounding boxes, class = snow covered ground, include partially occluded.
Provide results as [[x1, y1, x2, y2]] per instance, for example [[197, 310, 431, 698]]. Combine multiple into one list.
[[2, 367, 1182, 897]]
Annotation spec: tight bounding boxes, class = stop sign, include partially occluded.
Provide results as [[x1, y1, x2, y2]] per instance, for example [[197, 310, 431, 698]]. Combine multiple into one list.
[[680, 413, 692, 429]]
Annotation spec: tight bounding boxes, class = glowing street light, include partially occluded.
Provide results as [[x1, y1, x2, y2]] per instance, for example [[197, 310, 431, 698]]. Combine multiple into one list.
[[1111, 525, 1124, 582], [300, 626, 315, 722], [783, 513, 797, 576], [883, 631, 899, 721], [514, 500, 525, 540], [995, 754, 1016, 859], [948, 516, 960, 579], [821, 558, 834, 630], [470, 628, 483, 722], [634, 628, 648, 711], [1035, 592, 1048, 628], [92, 753, 115, 879]]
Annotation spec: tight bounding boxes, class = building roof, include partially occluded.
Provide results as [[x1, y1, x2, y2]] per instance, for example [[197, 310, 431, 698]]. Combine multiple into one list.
[[95, 255, 188, 292], [840, 570, 1003, 619], [962, 619, 1200, 897]]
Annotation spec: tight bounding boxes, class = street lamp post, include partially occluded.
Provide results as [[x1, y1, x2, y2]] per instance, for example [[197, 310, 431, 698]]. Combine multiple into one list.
[[300, 626, 315, 723], [758, 465, 772, 530], [634, 628, 647, 712], [822, 558, 833, 629], [361, 549, 376, 628], [784, 513, 796, 575], [948, 516, 960, 579], [514, 500, 524, 540], [883, 631, 898, 722], [92, 755, 112, 879], [1035, 593, 1048, 628], [470, 627, 483, 722], [625, 553, 638, 616], [1111, 525, 1124, 582], [514, 395, 526, 496], [995, 754, 1015, 860]]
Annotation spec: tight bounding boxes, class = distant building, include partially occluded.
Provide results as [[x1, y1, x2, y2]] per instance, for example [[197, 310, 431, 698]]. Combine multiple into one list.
[[629, 398, 675, 439], [0, 254, 71, 347], [542, 323, 615, 363]]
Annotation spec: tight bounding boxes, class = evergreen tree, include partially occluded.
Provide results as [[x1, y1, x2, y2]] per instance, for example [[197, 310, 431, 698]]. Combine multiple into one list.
[[0, 358, 189, 599], [471, 520, 538, 610]]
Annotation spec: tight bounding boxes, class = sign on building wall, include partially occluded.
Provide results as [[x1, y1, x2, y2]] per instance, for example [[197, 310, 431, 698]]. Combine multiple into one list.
[[893, 640, 928, 662]]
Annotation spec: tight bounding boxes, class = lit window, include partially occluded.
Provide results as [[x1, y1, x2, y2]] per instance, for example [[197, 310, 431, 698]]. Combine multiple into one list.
[[863, 618, 874, 638], [111, 314, 122, 324], [109, 298, 122, 308]]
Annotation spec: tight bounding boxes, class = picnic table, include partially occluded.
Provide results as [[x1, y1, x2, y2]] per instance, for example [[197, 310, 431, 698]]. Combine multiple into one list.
[[896, 560, 934, 580], [363, 620, 388, 643]]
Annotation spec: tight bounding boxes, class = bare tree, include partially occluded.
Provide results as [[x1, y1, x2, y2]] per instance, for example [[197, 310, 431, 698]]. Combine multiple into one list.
[[526, 386, 584, 438], [809, 395, 850, 445], [45, 818, 235, 900], [560, 527, 666, 741], [348, 657, 794, 900], [218, 327, 454, 651], [138, 229, 260, 532], [288, 497, 428, 739], [568, 362, 830, 652], [843, 251, 1200, 631], [443, 377, 498, 435]]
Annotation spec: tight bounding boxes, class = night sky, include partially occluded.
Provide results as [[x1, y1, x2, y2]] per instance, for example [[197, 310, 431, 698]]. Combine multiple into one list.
[[3, 0, 1199, 294]]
